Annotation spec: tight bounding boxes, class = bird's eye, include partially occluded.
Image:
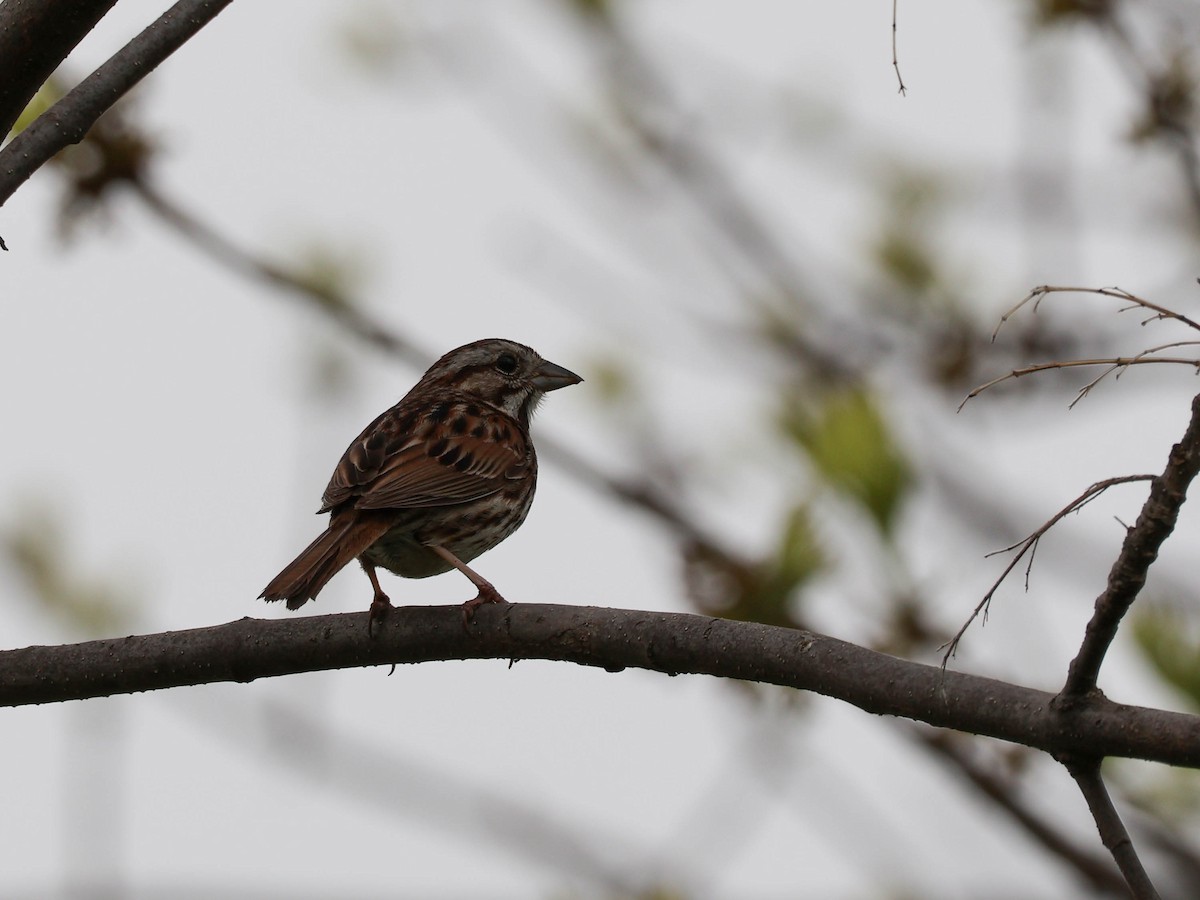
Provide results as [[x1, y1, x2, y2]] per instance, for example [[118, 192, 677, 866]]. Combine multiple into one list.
[[495, 352, 519, 375]]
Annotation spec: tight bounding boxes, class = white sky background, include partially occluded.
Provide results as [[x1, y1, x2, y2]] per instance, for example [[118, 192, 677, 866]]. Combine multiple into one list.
[[4, 1, 1200, 897]]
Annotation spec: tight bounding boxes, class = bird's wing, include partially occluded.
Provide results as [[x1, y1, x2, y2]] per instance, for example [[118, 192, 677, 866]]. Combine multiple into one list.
[[319, 402, 530, 512]]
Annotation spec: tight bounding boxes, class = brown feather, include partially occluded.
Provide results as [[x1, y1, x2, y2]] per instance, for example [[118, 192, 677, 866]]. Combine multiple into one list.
[[259, 512, 393, 609], [356, 436, 529, 509], [320, 398, 530, 512]]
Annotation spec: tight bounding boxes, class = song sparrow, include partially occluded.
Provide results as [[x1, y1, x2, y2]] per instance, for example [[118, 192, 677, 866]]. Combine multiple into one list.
[[260, 338, 581, 628]]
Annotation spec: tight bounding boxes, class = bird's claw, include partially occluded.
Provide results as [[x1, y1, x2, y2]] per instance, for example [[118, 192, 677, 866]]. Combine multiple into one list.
[[367, 592, 393, 637], [461, 585, 508, 629]]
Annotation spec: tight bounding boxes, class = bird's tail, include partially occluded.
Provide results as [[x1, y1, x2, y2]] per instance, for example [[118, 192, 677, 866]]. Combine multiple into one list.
[[260, 515, 392, 610]]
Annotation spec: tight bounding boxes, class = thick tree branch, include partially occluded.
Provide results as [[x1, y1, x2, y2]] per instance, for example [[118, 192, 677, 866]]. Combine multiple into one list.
[[0, 0, 118, 138], [1061, 391, 1200, 701], [0, 0, 235, 208], [4, 603, 1200, 769]]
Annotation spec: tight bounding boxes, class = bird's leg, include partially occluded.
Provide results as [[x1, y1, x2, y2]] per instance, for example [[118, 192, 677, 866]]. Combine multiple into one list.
[[428, 544, 509, 626], [361, 558, 393, 637]]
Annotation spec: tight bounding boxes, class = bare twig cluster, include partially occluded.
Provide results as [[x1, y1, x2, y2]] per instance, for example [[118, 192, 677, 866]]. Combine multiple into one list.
[[941, 473, 1155, 662], [953, 285, 1200, 898], [960, 286, 1200, 409]]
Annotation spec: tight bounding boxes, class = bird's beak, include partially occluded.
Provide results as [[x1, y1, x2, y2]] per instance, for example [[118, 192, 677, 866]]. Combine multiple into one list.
[[532, 360, 583, 392]]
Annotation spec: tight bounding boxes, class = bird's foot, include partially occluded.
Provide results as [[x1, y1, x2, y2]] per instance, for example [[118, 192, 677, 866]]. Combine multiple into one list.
[[461, 584, 508, 629], [367, 592, 393, 638]]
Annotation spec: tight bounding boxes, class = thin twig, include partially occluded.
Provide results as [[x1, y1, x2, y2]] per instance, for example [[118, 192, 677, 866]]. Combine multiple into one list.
[[1070, 341, 1200, 408], [892, 0, 907, 96], [993, 286, 1200, 342], [1059, 391, 1200, 702], [0, 0, 235, 207], [941, 475, 1154, 663], [1063, 758, 1162, 900], [959, 356, 1200, 410]]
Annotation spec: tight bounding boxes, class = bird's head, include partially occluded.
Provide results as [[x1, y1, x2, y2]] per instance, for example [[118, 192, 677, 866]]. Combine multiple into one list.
[[424, 338, 582, 426]]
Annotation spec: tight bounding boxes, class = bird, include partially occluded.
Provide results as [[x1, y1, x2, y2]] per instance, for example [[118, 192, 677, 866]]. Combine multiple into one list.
[[260, 338, 581, 630]]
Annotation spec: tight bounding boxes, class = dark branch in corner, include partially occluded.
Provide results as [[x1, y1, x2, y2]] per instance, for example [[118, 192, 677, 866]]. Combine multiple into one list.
[[1064, 758, 1162, 900], [1059, 391, 1200, 701], [0, 0, 118, 138], [4, 603, 1200, 769], [0, 0, 235, 207]]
